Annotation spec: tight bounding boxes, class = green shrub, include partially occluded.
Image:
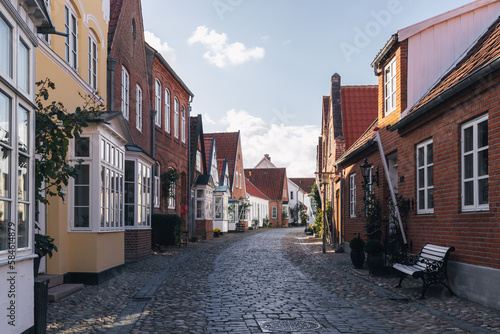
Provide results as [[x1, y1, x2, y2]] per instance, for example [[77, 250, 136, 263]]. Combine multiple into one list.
[[349, 237, 365, 250], [151, 214, 183, 247]]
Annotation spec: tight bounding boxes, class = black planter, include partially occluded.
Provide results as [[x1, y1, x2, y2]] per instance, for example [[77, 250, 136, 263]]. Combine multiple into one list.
[[350, 248, 365, 269], [366, 253, 384, 276]]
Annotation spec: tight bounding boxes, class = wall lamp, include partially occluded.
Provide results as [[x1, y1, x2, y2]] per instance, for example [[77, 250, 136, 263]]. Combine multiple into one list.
[[360, 158, 379, 186]]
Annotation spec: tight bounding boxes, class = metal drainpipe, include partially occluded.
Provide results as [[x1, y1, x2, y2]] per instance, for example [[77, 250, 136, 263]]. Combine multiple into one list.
[[187, 96, 193, 237], [151, 109, 157, 216], [107, 58, 118, 111]]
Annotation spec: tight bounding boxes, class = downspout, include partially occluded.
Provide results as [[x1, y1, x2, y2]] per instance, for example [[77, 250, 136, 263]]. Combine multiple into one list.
[[151, 109, 157, 217], [187, 96, 194, 237], [107, 58, 118, 111]]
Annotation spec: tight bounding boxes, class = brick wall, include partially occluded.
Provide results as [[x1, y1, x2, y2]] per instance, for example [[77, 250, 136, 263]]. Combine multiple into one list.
[[125, 229, 152, 262], [195, 219, 213, 240]]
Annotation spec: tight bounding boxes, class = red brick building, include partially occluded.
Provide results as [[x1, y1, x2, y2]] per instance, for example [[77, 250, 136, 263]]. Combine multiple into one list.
[[145, 44, 194, 233], [108, 0, 154, 262]]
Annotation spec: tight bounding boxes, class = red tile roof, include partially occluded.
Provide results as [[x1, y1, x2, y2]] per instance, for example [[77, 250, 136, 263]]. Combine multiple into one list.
[[289, 178, 315, 194], [245, 178, 270, 200], [341, 85, 378, 148], [205, 132, 240, 188], [409, 16, 500, 114], [244, 168, 287, 200], [204, 136, 214, 172], [217, 158, 226, 182], [108, 0, 123, 51], [335, 119, 378, 167]]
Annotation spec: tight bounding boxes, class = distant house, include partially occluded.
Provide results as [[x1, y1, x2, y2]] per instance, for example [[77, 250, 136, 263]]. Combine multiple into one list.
[[245, 168, 289, 228], [205, 132, 248, 230], [245, 178, 270, 228], [290, 178, 316, 226]]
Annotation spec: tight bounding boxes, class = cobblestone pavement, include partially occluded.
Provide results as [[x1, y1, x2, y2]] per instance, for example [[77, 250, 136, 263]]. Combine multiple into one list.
[[46, 228, 500, 333]]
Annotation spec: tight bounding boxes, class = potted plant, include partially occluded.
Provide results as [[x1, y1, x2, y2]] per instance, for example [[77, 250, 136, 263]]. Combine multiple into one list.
[[213, 228, 222, 237], [349, 237, 365, 269], [364, 239, 385, 276], [304, 225, 313, 235], [34, 233, 58, 277]]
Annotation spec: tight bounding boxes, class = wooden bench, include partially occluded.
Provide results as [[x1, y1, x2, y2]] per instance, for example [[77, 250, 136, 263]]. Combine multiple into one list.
[[393, 243, 455, 299]]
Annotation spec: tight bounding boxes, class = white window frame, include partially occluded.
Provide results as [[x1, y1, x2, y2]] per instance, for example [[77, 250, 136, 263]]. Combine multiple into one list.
[[417, 139, 434, 214], [39, 0, 52, 44], [136, 85, 142, 131], [462, 114, 489, 212], [121, 67, 129, 119], [88, 33, 98, 91], [0, 14, 12, 78], [349, 173, 356, 218], [155, 79, 161, 126], [154, 164, 160, 208], [174, 98, 179, 138], [181, 105, 186, 143], [165, 89, 170, 133], [214, 196, 222, 220], [384, 57, 396, 116], [65, 4, 78, 70], [18, 39, 30, 94], [124, 159, 151, 228], [271, 206, 277, 219], [196, 188, 204, 219]]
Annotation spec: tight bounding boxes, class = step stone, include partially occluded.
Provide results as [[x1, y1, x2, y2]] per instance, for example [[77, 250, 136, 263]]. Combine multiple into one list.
[[48, 283, 84, 302], [38, 274, 64, 288]]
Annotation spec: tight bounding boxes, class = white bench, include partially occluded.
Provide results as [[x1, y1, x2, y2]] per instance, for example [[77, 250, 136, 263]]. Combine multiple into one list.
[[393, 243, 455, 298]]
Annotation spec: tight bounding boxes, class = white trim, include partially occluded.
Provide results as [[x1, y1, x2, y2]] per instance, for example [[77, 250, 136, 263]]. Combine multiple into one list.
[[416, 139, 434, 214]]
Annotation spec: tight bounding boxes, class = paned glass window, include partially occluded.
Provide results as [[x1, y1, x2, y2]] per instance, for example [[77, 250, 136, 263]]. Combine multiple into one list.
[[136, 85, 142, 131], [165, 89, 170, 133], [181, 105, 186, 143], [155, 80, 161, 126], [65, 5, 78, 70], [18, 40, 29, 93], [88, 35, 97, 90], [417, 139, 434, 213], [174, 98, 179, 138], [384, 57, 396, 115], [0, 13, 12, 77], [349, 174, 356, 218], [121, 67, 129, 119]]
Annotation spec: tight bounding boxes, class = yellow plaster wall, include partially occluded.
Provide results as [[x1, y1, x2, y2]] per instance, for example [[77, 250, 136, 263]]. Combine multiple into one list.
[[67, 232, 124, 272]]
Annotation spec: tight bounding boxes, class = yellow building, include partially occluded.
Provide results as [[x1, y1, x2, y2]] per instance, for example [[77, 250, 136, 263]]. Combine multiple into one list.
[[36, 0, 128, 283]]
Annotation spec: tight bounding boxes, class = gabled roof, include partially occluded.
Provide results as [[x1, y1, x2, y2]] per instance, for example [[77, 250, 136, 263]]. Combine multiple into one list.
[[204, 136, 214, 173], [390, 16, 500, 130], [108, 0, 124, 53], [244, 168, 287, 201], [289, 178, 315, 194], [341, 85, 378, 148], [335, 120, 378, 167], [245, 178, 270, 200], [217, 158, 227, 184], [205, 132, 240, 188], [189, 115, 207, 181]]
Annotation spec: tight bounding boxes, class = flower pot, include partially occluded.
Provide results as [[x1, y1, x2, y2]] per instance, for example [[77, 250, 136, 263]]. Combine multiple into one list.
[[350, 248, 365, 269], [366, 253, 384, 276]]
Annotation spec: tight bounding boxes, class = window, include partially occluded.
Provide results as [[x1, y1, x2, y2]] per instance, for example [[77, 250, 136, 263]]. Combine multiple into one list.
[[417, 139, 434, 214], [272, 206, 277, 219], [154, 164, 160, 208], [384, 57, 396, 115], [181, 105, 186, 143], [174, 98, 179, 138], [17, 105, 30, 247], [121, 67, 129, 119], [196, 189, 204, 219], [65, 5, 78, 70], [18, 40, 29, 93], [349, 174, 356, 218], [196, 150, 202, 172], [136, 85, 142, 131], [214, 196, 222, 219], [99, 139, 124, 231], [165, 89, 170, 133], [168, 168, 176, 209], [74, 165, 90, 227], [0, 15, 12, 77], [124, 159, 151, 227], [462, 115, 488, 211], [155, 80, 161, 126], [290, 191, 293, 200], [88, 34, 97, 90]]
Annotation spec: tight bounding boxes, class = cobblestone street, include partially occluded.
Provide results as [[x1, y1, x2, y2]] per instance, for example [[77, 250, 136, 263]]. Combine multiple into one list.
[[47, 228, 500, 333]]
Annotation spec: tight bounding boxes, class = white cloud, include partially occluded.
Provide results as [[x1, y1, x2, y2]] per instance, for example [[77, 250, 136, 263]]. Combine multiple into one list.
[[187, 26, 265, 68], [144, 31, 176, 64], [207, 109, 319, 177]]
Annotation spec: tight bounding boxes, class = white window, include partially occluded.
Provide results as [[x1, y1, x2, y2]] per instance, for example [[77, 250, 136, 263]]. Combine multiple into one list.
[[97, 138, 124, 231], [124, 159, 151, 227], [17, 105, 30, 248], [384, 57, 396, 115], [40, 0, 51, 43], [181, 105, 186, 143], [168, 183, 175, 209], [196, 150, 202, 172], [136, 85, 142, 131], [18, 40, 29, 93], [0, 15, 12, 77], [174, 98, 179, 138], [65, 5, 78, 70], [88, 34, 97, 90], [165, 89, 170, 133], [290, 191, 293, 200], [196, 189, 204, 219], [155, 79, 161, 126], [121, 67, 129, 119], [272, 206, 277, 219], [349, 174, 356, 218], [214, 196, 222, 219], [154, 165, 160, 208], [417, 139, 434, 214], [462, 115, 488, 211]]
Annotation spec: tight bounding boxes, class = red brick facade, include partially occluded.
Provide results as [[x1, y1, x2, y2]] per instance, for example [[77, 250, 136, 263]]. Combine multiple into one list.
[[124, 229, 152, 262]]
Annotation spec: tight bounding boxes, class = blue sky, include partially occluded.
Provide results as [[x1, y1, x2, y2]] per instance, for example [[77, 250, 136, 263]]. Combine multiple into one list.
[[141, 0, 473, 177]]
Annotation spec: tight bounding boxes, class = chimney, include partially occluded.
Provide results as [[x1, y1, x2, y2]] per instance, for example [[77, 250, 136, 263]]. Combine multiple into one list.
[[264, 154, 271, 161]]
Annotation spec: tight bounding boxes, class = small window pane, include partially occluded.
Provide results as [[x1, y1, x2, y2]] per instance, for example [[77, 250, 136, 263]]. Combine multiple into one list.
[[478, 150, 488, 177], [0, 16, 12, 76], [427, 188, 434, 209], [464, 127, 473, 152], [18, 155, 29, 200], [478, 179, 488, 205], [418, 147, 424, 167], [418, 169, 425, 188], [18, 106, 28, 152], [418, 190, 425, 210], [18, 41, 29, 93], [75, 138, 90, 157], [464, 181, 474, 206], [0, 200, 11, 251], [0, 146, 11, 198], [17, 203, 29, 248], [427, 143, 433, 164], [0, 91, 10, 144], [478, 120, 488, 148], [74, 207, 89, 227], [464, 154, 474, 179], [427, 166, 434, 187]]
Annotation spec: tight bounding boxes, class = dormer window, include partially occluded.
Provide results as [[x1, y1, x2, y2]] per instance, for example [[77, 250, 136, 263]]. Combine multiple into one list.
[[384, 57, 396, 115]]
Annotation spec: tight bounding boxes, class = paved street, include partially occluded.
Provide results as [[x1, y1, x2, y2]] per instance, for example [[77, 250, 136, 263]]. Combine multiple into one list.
[[47, 228, 500, 333]]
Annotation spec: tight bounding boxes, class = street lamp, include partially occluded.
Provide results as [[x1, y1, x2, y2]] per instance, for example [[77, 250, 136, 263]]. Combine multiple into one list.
[[360, 158, 379, 186]]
